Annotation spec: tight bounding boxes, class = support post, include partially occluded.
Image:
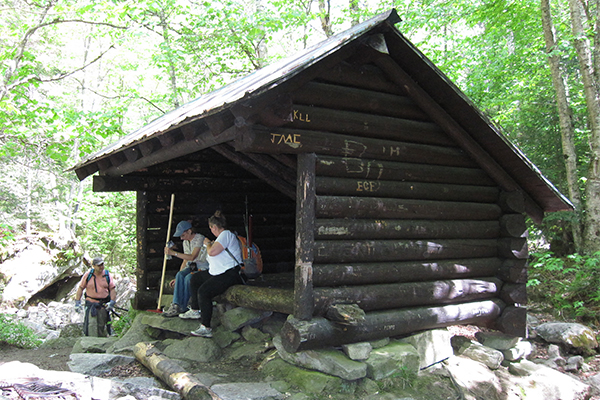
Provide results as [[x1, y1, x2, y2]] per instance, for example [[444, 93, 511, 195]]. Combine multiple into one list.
[[295, 153, 316, 320]]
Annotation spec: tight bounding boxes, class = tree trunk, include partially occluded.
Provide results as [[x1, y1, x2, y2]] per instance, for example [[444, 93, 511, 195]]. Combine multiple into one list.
[[541, 0, 583, 251], [569, 0, 600, 253]]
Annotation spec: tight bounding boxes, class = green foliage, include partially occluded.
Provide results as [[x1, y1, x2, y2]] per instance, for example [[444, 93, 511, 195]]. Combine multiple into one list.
[[110, 307, 138, 337], [77, 191, 137, 274], [0, 314, 42, 349], [528, 250, 600, 324]]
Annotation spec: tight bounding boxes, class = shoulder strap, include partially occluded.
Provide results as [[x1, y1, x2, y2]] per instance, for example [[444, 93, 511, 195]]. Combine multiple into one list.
[[225, 247, 242, 265], [86, 269, 95, 283]]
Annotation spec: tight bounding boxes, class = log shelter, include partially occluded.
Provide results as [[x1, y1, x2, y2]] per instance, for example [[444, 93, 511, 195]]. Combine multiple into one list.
[[71, 9, 573, 352]]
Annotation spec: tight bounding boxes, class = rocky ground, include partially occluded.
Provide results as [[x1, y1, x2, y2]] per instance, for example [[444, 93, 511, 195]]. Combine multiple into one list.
[[2, 311, 600, 399]]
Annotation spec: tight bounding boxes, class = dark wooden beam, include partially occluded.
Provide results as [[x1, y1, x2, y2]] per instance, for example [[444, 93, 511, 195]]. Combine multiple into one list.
[[372, 47, 545, 222], [93, 175, 271, 193], [315, 219, 500, 240], [211, 144, 295, 199], [295, 153, 317, 320], [286, 105, 452, 146], [315, 155, 495, 186], [136, 190, 149, 292], [101, 116, 236, 177], [312, 257, 503, 286], [292, 81, 429, 121], [236, 125, 477, 168], [280, 299, 504, 352], [316, 196, 502, 220], [313, 278, 502, 313], [316, 176, 499, 203], [314, 238, 499, 263], [316, 60, 406, 95]]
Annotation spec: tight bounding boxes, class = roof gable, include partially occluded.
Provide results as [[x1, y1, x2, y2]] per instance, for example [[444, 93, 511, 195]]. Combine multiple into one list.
[[71, 9, 573, 222]]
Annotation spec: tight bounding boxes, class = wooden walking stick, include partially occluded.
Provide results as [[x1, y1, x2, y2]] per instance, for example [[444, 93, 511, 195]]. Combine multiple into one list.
[[152, 193, 175, 313]]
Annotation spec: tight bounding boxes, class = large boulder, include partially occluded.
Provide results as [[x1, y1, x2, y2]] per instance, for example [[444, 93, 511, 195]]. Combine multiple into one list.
[[536, 322, 598, 354]]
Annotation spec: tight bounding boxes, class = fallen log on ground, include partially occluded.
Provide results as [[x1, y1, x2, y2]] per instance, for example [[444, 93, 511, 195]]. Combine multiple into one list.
[[134, 342, 221, 400]]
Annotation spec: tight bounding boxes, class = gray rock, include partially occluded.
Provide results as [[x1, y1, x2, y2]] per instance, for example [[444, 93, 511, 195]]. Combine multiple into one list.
[[273, 335, 367, 380], [536, 322, 598, 352], [213, 326, 242, 348], [221, 307, 270, 331], [400, 328, 453, 369], [72, 336, 118, 353], [457, 341, 504, 370], [211, 382, 282, 400], [107, 312, 157, 354], [475, 331, 521, 350], [140, 312, 201, 336], [566, 355, 585, 371], [341, 342, 372, 361], [162, 336, 222, 363], [67, 353, 136, 375], [365, 340, 420, 380], [241, 326, 271, 343]]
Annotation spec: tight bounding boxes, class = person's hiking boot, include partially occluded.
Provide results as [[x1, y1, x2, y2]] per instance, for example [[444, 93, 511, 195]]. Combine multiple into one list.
[[162, 303, 182, 317], [191, 324, 213, 338], [179, 309, 201, 320]]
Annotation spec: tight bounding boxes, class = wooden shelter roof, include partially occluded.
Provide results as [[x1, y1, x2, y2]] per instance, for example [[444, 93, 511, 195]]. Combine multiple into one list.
[[70, 9, 573, 221]]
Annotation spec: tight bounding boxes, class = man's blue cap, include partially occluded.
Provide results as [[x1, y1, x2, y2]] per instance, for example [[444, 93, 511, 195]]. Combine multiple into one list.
[[174, 220, 192, 237]]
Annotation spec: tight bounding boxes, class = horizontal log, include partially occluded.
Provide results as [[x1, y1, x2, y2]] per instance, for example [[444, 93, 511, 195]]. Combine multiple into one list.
[[145, 195, 295, 218], [312, 258, 503, 286], [499, 214, 527, 238], [316, 177, 499, 202], [500, 283, 527, 305], [314, 239, 499, 263], [235, 126, 477, 168], [146, 190, 292, 205], [498, 238, 528, 259], [223, 285, 294, 314], [313, 278, 502, 313], [316, 61, 407, 95], [315, 219, 500, 240], [287, 105, 453, 146], [325, 304, 366, 325], [316, 196, 502, 220], [315, 155, 495, 186], [93, 175, 272, 193], [497, 259, 528, 283], [498, 191, 525, 214], [280, 299, 505, 352], [292, 81, 429, 121], [135, 160, 255, 179], [134, 342, 220, 400]]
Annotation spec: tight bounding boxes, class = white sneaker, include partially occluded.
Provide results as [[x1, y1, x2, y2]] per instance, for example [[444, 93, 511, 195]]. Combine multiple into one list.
[[179, 309, 201, 320], [191, 324, 213, 338]]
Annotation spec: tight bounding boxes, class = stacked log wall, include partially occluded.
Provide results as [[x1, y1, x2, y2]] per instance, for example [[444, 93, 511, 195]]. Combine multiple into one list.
[[278, 59, 527, 349], [133, 149, 296, 309]]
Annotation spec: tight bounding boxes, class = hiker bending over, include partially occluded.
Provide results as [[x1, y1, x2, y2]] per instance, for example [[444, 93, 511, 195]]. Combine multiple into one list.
[[163, 220, 208, 318], [188, 210, 244, 337], [74, 256, 116, 337]]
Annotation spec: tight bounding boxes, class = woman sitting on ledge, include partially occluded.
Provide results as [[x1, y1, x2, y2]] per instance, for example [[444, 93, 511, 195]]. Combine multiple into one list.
[[188, 210, 244, 338]]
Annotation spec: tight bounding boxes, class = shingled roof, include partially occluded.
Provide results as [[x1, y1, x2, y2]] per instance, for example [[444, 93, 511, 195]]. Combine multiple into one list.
[[71, 9, 573, 221]]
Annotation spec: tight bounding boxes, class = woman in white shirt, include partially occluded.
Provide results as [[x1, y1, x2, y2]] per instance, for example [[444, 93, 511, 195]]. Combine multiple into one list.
[[188, 210, 243, 337]]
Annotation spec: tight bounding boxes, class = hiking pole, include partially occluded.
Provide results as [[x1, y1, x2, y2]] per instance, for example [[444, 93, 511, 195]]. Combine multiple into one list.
[[154, 193, 175, 313]]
